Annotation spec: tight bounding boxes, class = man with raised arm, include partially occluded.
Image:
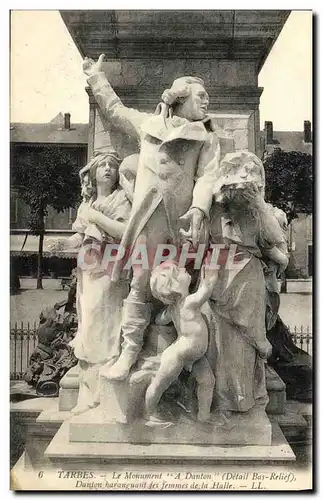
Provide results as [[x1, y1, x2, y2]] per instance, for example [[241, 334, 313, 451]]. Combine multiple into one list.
[[84, 54, 220, 380]]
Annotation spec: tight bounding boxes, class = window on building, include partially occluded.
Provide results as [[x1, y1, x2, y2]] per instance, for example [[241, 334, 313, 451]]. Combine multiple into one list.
[[308, 245, 313, 277]]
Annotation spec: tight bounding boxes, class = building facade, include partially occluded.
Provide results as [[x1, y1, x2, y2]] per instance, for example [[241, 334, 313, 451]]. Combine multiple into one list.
[[10, 113, 88, 277]]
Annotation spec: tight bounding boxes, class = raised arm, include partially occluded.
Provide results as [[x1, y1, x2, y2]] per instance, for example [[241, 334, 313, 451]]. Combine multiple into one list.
[[84, 54, 151, 139], [186, 266, 219, 310]]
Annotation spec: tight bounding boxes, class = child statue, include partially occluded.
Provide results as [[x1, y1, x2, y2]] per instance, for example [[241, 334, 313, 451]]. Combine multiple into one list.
[[146, 261, 217, 424]]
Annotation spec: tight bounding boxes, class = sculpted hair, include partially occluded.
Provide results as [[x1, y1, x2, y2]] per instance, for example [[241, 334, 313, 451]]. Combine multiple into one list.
[[150, 261, 182, 305], [161, 76, 205, 107], [219, 151, 265, 193], [80, 152, 121, 201]]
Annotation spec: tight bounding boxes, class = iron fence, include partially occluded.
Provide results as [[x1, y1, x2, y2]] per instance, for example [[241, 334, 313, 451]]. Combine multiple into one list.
[[9, 322, 313, 380], [291, 325, 313, 356], [10, 322, 38, 380]]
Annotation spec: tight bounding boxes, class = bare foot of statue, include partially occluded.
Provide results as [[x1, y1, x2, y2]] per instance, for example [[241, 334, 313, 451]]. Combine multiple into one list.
[[71, 401, 98, 416], [144, 411, 174, 428], [103, 351, 137, 381]]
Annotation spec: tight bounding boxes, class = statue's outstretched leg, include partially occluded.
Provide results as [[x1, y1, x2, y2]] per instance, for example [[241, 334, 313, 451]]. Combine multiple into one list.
[[191, 356, 215, 423], [105, 212, 174, 381], [102, 299, 152, 380], [145, 344, 184, 417]]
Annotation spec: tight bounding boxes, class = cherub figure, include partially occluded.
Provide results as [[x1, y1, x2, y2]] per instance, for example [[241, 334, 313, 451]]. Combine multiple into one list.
[[147, 261, 217, 424]]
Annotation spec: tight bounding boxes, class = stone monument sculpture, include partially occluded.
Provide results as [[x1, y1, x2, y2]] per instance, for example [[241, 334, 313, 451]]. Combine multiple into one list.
[[60, 57, 291, 447], [262, 205, 312, 402], [49, 151, 137, 415], [207, 151, 288, 414], [83, 54, 221, 381], [147, 261, 217, 424]]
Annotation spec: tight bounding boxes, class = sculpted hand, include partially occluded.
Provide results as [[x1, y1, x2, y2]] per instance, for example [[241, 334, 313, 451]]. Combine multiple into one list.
[[242, 184, 265, 209], [277, 254, 289, 277], [91, 199, 107, 214], [179, 227, 192, 245], [155, 307, 172, 326], [83, 53, 105, 77], [47, 238, 66, 254], [87, 207, 99, 224], [180, 207, 204, 248]]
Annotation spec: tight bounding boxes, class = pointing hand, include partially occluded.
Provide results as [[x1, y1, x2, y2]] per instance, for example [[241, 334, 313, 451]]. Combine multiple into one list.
[[83, 54, 106, 76]]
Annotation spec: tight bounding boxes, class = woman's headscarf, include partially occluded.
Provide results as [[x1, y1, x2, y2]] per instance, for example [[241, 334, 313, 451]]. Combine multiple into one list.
[[213, 151, 266, 202], [79, 150, 122, 200], [79, 150, 121, 184]]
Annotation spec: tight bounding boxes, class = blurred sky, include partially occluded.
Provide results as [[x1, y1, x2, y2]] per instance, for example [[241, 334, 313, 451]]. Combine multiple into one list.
[[10, 10, 312, 130]]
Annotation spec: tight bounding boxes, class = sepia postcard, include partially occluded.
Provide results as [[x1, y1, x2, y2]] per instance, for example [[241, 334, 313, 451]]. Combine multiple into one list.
[[10, 9, 313, 491]]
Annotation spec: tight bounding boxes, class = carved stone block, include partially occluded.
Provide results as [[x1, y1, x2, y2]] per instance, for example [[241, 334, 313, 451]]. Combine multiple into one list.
[[68, 406, 272, 446]]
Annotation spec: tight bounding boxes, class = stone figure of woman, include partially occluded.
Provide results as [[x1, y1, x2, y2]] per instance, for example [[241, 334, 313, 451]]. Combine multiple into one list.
[[48, 152, 137, 414], [206, 151, 289, 415]]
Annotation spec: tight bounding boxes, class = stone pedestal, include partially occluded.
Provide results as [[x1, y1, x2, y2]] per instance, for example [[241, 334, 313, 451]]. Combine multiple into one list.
[[10, 398, 62, 470], [266, 365, 286, 415], [12, 397, 305, 473], [45, 420, 295, 467], [68, 405, 272, 446], [59, 364, 80, 411], [58, 362, 287, 416]]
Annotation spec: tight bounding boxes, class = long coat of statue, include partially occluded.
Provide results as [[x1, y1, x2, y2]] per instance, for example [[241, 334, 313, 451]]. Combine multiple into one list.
[[88, 72, 221, 280]]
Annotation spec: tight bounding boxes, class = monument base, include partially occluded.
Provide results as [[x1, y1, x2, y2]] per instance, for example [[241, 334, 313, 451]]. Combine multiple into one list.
[[11, 397, 301, 485], [59, 363, 287, 415], [59, 365, 80, 411], [44, 420, 295, 467], [68, 405, 272, 446], [266, 365, 286, 415]]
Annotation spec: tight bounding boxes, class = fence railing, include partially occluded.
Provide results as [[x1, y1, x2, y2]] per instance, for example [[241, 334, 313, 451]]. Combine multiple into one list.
[[291, 325, 313, 356], [10, 322, 38, 380], [9, 322, 313, 381]]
